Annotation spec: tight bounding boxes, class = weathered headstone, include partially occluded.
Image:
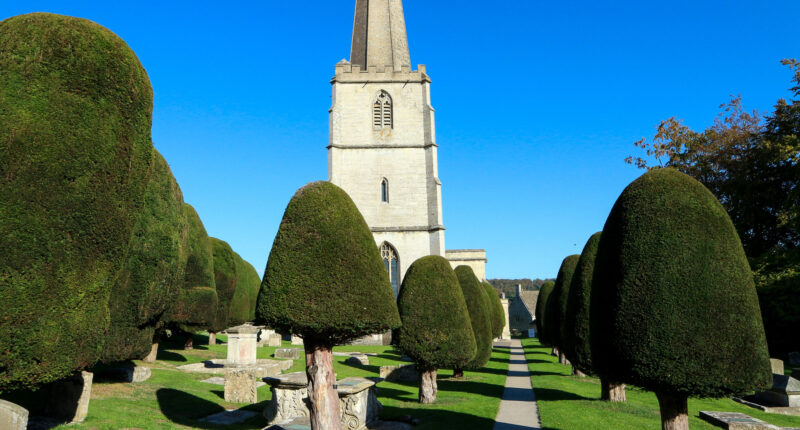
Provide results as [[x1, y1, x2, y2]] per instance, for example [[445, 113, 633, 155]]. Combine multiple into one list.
[[143, 342, 159, 363], [755, 375, 800, 407], [699, 411, 783, 430], [257, 328, 276, 347], [0, 399, 28, 430], [274, 348, 300, 360], [224, 368, 258, 404], [268, 333, 283, 347], [346, 355, 370, 366], [290, 335, 303, 346], [45, 371, 93, 423], [227, 325, 259, 367], [771, 359, 785, 375], [379, 364, 419, 383]]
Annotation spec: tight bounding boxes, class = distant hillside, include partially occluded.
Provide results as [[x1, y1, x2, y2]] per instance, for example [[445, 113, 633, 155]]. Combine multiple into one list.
[[488, 279, 553, 297]]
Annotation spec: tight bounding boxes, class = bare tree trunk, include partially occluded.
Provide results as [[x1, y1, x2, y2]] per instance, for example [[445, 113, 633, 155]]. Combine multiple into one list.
[[656, 392, 688, 430], [600, 377, 627, 402], [551, 347, 559, 357], [184, 335, 193, 350], [143, 343, 158, 363], [453, 368, 464, 378], [208, 332, 216, 345], [572, 366, 586, 377], [419, 368, 438, 404], [559, 353, 571, 366], [305, 341, 342, 430]]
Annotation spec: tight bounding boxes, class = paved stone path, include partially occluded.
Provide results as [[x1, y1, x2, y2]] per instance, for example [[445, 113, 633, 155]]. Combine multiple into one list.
[[493, 339, 542, 430]]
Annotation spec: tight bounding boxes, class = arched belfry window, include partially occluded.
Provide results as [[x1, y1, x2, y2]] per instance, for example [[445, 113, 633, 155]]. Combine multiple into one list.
[[380, 242, 400, 298], [381, 178, 389, 203], [373, 91, 393, 130]]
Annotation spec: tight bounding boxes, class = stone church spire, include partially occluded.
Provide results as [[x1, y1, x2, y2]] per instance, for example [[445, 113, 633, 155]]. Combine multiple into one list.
[[350, 0, 411, 71]]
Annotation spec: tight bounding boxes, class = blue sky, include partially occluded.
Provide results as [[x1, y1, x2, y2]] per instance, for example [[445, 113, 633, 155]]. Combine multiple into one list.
[[2, 1, 798, 279]]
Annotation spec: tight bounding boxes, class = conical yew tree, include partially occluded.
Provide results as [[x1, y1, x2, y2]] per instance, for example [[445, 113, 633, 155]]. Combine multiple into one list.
[[535, 281, 555, 344], [208, 238, 238, 344], [453, 266, 493, 375], [393, 256, 476, 403], [482, 281, 505, 339], [228, 252, 261, 325], [544, 256, 579, 363], [256, 181, 400, 429], [591, 168, 771, 430]]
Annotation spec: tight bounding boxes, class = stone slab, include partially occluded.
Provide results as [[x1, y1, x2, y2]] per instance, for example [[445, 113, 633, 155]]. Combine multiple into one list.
[[291, 335, 303, 345], [202, 376, 265, 388], [268, 333, 283, 347], [224, 368, 259, 404], [333, 352, 379, 357], [379, 364, 418, 382], [199, 409, 257, 425], [699, 411, 783, 429], [773, 359, 786, 376], [45, 371, 92, 423], [734, 397, 800, 417], [0, 399, 28, 430], [177, 359, 292, 378], [275, 348, 301, 360]]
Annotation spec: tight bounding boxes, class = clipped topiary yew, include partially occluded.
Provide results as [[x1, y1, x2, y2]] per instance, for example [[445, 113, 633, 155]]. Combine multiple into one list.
[[394, 256, 477, 404], [256, 181, 400, 429], [454, 266, 493, 375], [208, 238, 238, 343], [482, 281, 505, 340], [164, 204, 219, 349], [535, 281, 555, 344], [101, 151, 188, 363], [544, 256, 579, 361], [0, 13, 154, 391], [228, 251, 261, 326], [591, 168, 771, 430]]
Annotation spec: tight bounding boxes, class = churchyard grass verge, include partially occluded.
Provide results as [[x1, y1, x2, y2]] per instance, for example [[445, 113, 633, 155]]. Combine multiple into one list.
[[40, 333, 509, 429], [523, 338, 800, 429]]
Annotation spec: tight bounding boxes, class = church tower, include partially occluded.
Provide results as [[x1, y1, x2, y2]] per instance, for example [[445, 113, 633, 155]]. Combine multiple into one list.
[[329, 0, 446, 296]]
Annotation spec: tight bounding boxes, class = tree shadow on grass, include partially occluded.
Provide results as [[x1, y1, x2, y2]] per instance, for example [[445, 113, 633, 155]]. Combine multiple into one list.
[[533, 387, 593, 401], [156, 388, 266, 429], [381, 404, 497, 430], [156, 349, 188, 362]]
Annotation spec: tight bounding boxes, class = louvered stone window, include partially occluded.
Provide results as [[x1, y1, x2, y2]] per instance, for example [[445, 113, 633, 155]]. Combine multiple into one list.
[[373, 91, 393, 129]]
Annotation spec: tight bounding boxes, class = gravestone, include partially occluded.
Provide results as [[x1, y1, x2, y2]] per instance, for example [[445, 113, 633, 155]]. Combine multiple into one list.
[[291, 335, 303, 346], [262, 372, 382, 430], [699, 411, 784, 430], [95, 364, 151, 383], [379, 364, 418, 383], [755, 375, 800, 407], [45, 371, 93, 423], [771, 359, 785, 375], [258, 328, 277, 347], [224, 368, 258, 404], [0, 399, 28, 430], [227, 325, 259, 367], [274, 348, 300, 360], [346, 355, 370, 366], [268, 334, 283, 347]]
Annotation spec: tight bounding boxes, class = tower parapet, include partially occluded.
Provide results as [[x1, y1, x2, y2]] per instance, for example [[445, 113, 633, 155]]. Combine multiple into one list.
[[332, 60, 430, 84]]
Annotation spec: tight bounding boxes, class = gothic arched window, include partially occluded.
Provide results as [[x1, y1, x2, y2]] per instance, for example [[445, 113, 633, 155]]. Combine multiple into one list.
[[381, 178, 389, 203], [373, 91, 393, 130], [380, 242, 400, 298]]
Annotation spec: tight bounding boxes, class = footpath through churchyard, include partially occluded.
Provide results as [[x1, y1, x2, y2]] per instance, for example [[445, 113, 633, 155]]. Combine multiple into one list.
[[494, 339, 542, 430]]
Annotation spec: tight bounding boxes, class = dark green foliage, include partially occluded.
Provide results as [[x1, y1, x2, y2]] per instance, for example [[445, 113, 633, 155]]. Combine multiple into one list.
[[209, 238, 237, 333], [393, 256, 477, 370], [535, 281, 555, 344], [0, 13, 154, 391], [553, 255, 579, 348], [228, 252, 260, 325], [101, 151, 188, 363], [256, 182, 400, 345], [591, 168, 771, 398], [455, 266, 493, 369], [165, 204, 218, 330], [753, 248, 800, 354], [562, 233, 602, 374], [482, 281, 505, 339]]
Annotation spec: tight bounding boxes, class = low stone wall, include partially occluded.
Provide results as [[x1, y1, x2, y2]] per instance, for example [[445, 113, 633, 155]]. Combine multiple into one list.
[[0, 399, 28, 430]]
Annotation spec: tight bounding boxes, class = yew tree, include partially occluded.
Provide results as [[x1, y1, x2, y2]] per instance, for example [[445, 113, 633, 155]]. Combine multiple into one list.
[[256, 181, 400, 429], [208, 238, 238, 344], [534, 281, 555, 344], [393, 256, 476, 403], [453, 266, 493, 376], [591, 168, 771, 430], [482, 281, 506, 339]]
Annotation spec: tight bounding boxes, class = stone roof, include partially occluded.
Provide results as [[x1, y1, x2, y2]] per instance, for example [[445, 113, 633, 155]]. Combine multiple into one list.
[[351, 0, 411, 71], [519, 290, 539, 317]]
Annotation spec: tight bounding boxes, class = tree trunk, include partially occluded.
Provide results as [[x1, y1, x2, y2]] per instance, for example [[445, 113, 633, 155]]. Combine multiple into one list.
[[600, 377, 627, 402], [453, 368, 464, 379], [656, 392, 688, 430], [559, 353, 571, 366], [143, 343, 158, 363], [419, 368, 438, 404], [551, 347, 559, 357], [305, 341, 342, 430], [572, 367, 586, 377], [184, 335, 193, 350], [208, 332, 217, 345]]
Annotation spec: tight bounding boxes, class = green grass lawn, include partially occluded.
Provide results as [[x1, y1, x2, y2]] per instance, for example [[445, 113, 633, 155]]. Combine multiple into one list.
[[522, 338, 800, 430], [46, 333, 509, 429]]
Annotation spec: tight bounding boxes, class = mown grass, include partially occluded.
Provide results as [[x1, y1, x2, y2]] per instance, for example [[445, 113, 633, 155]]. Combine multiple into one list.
[[46, 333, 509, 429], [522, 338, 800, 430]]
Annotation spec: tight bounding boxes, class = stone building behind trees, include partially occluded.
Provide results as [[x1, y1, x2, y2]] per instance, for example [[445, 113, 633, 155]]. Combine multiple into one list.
[[509, 284, 539, 335]]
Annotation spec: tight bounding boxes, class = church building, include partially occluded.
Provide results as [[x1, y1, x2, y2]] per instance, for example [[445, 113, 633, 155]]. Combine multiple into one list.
[[328, 0, 487, 294]]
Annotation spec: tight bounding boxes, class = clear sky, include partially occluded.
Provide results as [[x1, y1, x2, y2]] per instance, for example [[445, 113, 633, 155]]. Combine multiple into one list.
[[2, 1, 798, 279]]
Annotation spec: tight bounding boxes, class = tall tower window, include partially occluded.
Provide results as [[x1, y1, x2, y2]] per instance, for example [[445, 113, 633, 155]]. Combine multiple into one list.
[[373, 91, 393, 129], [381, 178, 389, 203], [380, 242, 400, 298]]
